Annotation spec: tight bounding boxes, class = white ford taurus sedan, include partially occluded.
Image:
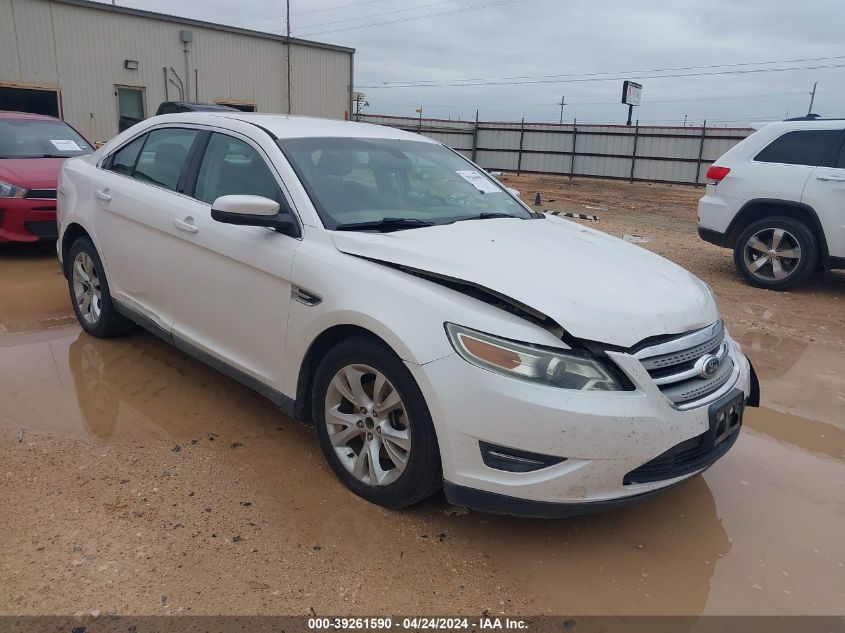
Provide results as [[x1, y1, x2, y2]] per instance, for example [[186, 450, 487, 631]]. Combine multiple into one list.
[[56, 113, 759, 517]]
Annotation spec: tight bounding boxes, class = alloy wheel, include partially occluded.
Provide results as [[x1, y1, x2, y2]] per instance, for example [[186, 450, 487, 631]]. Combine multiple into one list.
[[324, 363, 411, 486], [742, 227, 802, 282], [72, 251, 103, 325]]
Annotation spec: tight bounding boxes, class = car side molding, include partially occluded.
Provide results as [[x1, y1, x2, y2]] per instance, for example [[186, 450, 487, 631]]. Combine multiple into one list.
[[113, 299, 296, 419]]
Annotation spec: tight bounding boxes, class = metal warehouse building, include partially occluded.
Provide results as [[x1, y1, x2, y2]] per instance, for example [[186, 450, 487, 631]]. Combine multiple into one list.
[[0, 0, 355, 142]]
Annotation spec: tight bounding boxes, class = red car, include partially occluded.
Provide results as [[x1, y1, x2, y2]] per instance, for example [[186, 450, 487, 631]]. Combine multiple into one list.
[[0, 111, 92, 243]]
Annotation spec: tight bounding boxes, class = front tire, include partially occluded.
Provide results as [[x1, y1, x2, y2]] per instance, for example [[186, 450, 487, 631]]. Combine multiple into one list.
[[66, 236, 135, 338], [313, 336, 442, 509], [733, 216, 818, 290]]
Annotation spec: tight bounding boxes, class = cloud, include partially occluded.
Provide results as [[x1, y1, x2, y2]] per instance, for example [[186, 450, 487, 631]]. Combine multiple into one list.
[[101, 0, 845, 125]]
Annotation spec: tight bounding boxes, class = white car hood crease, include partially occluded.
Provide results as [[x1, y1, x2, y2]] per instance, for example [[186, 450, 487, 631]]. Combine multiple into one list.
[[331, 215, 719, 348]]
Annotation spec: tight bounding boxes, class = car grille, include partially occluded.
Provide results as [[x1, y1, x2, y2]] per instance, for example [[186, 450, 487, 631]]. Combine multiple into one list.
[[24, 220, 58, 239], [635, 321, 735, 408], [24, 189, 58, 199]]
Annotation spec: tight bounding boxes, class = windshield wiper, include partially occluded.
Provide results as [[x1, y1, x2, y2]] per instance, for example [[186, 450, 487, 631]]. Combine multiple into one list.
[[0, 154, 68, 159], [7, 154, 78, 159], [454, 212, 522, 222], [334, 217, 435, 232]]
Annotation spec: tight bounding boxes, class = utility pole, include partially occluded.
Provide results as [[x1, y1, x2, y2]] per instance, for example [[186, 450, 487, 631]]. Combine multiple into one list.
[[557, 96, 566, 124], [807, 81, 817, 115], [286, 0, 292, 114]]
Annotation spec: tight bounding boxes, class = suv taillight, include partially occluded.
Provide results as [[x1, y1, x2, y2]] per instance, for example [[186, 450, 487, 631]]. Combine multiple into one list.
[[706, 165, 730, 184]]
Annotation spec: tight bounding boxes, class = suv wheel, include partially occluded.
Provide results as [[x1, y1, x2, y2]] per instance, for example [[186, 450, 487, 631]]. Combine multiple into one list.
[[67, 236, 135, 337], [313, 336, 442, 509], [733, 217, 818, 290]]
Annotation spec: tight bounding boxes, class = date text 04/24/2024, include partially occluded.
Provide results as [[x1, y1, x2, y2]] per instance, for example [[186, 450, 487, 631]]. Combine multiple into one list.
[[306, 617, 529, 630]]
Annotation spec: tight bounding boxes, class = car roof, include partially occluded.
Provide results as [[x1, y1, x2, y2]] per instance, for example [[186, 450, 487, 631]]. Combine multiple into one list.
[[152, 112, 439, 143], [750, 119, 845, 132], [0, 110, 62, 122], [163, 102, 238, 111]]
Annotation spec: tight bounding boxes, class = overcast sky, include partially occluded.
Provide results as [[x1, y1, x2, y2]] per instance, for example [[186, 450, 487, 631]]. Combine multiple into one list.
[[101, 0, 845, 126]]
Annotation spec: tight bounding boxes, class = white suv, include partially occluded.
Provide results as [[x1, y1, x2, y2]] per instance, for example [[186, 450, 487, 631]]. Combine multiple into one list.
[[698, 119, 845, 290], [57, 113, 757, 517]]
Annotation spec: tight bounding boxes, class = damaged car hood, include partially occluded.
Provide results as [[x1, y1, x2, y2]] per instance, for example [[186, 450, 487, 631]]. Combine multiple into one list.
[[331, 215, 719, 348]]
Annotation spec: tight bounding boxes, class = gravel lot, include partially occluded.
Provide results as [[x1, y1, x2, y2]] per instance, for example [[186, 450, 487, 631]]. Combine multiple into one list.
[[1, 175, 843, 617]]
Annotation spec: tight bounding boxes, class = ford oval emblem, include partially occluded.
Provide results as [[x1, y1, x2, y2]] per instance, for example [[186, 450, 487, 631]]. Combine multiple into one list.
[[697, 354, 721, 378]]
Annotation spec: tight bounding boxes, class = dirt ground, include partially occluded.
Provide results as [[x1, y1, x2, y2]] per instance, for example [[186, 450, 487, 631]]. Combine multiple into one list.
[[1, 175, 843, 618]]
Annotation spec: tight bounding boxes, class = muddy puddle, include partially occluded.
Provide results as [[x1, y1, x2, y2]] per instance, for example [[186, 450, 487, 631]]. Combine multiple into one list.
[[1, 248, 843, 615]]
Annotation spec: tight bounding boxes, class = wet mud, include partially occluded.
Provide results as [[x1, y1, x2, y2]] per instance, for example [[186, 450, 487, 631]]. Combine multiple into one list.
[[1, 181, 843, 616]]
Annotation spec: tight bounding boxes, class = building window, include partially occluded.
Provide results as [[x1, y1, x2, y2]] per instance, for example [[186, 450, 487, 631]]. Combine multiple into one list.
[[116, 86, 146, 132], [0, 84, 60, 118]]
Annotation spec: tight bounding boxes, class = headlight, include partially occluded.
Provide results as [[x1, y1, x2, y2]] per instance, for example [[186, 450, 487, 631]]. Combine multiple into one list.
[[0, 180, 27, 198], [445, 323, 627, 391]]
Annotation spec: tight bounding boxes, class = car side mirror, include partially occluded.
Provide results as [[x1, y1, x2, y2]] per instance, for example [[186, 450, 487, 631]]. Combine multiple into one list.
[[505, 187, 521, 197], [210, 195, 294, 231]]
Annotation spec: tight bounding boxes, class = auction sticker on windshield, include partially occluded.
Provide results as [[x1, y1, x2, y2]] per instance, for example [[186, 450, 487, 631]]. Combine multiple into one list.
[[50, 139, 82, 151], [456, 170, 499, 193]]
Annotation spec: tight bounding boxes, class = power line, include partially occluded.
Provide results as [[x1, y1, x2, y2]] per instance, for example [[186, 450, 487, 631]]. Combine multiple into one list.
[[295, 0, 464, 30], [374, 91, 807, 109], [361, 54, 845, 87], [296, 0, 525, 37], [293, 0, 390, 16], [232, 0, 391, 25], [359, 61, 845, 88]]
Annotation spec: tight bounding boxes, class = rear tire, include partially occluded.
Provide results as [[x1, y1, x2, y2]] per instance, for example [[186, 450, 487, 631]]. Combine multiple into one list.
[[66, 236, 135, 338], [733, 216, 818, 290], [312, 336, 442, 509]]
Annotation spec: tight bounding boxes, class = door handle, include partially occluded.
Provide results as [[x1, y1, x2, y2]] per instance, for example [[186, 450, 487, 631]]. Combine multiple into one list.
[[173, 217, 199, 233], [816, 174, 845, 182], [94, 188, 112, 202]]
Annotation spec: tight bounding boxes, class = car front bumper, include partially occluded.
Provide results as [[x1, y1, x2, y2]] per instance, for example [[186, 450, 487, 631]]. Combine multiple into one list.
[[0, 198, 58, 243], [408, 337, 753, 516]]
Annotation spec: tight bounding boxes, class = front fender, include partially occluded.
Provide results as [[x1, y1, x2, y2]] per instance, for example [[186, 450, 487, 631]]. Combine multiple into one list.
[[281, 236, 568, 399]]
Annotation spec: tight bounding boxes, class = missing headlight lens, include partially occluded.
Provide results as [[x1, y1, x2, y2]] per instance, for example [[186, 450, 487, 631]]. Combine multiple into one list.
[[445, 323, 626, 391]]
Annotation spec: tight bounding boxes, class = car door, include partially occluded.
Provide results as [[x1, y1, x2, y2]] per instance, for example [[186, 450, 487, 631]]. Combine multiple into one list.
[[801, 129, 845, 258], [93, 126, 202, 331], [168, 130, 302, 390]]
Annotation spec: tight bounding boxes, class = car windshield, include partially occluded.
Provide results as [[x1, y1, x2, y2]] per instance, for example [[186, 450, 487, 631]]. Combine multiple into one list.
[[0, 119, 92, 159], [278, 137, 531, 229]]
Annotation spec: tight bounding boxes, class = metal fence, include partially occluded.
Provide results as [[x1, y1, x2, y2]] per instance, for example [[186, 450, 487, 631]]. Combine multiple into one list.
[[359, 114, 753, 186]]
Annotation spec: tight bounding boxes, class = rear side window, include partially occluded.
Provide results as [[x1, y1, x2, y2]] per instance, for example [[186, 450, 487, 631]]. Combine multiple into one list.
[[754, 130, 842, 167], [194, 133, 282, 205], [132, 128, 199, 191], [108, 134, 146, 176], [835, 140, 845, 169]]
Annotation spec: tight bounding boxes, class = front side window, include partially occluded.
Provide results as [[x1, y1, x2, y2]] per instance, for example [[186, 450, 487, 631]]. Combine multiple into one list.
[[132, 128, 199, 192], [194, 133, 283, 205], [754, 130, 842, 167], [107, 134, 146, 176], [0, 119, 91, 159], [278, 137, 530, 229]]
